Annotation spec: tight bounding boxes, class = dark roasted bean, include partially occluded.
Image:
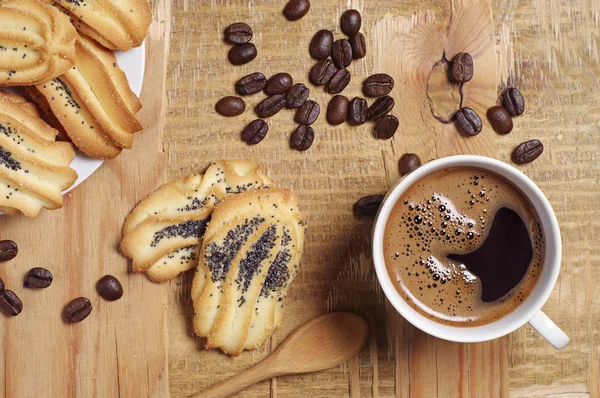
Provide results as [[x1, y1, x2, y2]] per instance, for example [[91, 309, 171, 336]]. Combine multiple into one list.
[[96, 275, 124, 301], [326, 95, 349, 125], [0, 240, 17, 262], [398, 153, 421, 176], [487, 106, 513, 134], [25, 267, 53, 288], [235, 72, 267, 95], [374, 115, 399, 139], [349, 33, 366, 59], [241, 119, 269, 145], [353, 195, 385, 216], [283, 0, 310, 21], [502, 87, 525, 116], [341, 9, 362, 35], [294, 100, 320, 125], [0, 277, 4, 292], [224, 23, 252, 44], [286, 83, 309, 108], [215, 96, 245, 117], [309, 59, 336, 86], [363, 74, 394, 97], [255, 95, 286, 118], [331, 39, 352, 69], [450, 52, 474, 82], [512, 140, 543, 164], [455, 107, 482, 136], [64, 297, 92, 323], [348, 97, 367, 125], [367, 95, 395, 120], [228, 43, 257, 65], [0, 290, 22, 316], [309, 30, 334, 60], [327, 68, 351, 94], [265, 73, 293, 95], [290, 125, 315, 151]]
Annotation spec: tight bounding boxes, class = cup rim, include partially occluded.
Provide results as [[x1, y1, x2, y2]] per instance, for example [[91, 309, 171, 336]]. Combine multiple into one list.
[[372, 155, 562, 343]]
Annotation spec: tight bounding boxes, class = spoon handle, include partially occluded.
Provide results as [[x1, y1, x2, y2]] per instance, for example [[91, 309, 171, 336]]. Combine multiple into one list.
[[191, 360, 275, 398]]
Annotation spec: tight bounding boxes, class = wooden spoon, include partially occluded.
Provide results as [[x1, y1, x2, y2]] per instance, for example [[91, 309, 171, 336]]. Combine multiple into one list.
[[192, 312, 369, 398]]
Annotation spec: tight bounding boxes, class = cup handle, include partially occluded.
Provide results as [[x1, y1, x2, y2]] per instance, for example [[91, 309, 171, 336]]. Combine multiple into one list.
[[528, 311, 569, 349]]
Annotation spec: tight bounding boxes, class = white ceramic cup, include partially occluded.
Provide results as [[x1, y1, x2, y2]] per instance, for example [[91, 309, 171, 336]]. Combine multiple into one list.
[[372, 155, 569, 349]]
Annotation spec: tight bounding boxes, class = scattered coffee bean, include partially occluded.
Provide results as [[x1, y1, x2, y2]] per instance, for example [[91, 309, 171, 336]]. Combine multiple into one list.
[[450, 52, 473, 82], [309, 59, 336, 86], [363, 74, 394, 97], [341, 9, 362, 36], [215, 96, 245, 117], [348, 97, 367, 125], [0, 290, 22, 316], [349, 33, 366, 59], [228, 43, 257, 65], [0, 277, 4, 292], [286, 83, 309, 108], [374, 115, 399, 139], [512, 139, 543, 164], [96, 275, 124, 301], [367, 95, 395, 120], [487, 106, 513, 134], [455, 107, 482, 136], [241, 119, 269, 145], [327, 95, 349, 125], [265, 73, 293, 95], [235, 72, 267, 95], [295, 100, 320, 125], [331, 39, 353, 69], [224, 23, 252, 45], [64, 297, 92, 323], [309, 30, 334, 60], [327, 68, 351, 94], [353, 195, 385, 216], [283, 0, 310, 21], [255, 95, 286, 118], [502, 87, 525, 116], [25, 267, 53, 288], [0, 240, 17, 262], [290, 125, 315, 151], [398, 153, 421, 176]]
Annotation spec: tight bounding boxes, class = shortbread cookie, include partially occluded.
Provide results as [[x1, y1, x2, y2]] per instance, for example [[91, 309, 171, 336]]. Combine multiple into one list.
[[120, 160, 272, 282], [0, 91, 78, 217], [26, 34, 142, 159], [0, 0, 76, 86], [191, 188, 306, 356]]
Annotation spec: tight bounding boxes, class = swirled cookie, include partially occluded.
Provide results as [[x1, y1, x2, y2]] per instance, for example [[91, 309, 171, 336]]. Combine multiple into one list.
[[0, 91, 78, 217], [191, 188, 306, 356], [0, 0, 76, 86], [120, 160, 272, 282], [25, 34, 142, 159]]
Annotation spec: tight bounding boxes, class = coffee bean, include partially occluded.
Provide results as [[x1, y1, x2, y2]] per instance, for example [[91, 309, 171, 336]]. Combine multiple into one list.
[[215, 96, 245, 117], [487, 106, 513, 134], [398, 153, 421, 176], [0, 240, 17, 262], [512, 139, 543, 164], [327, 95, 349, 125], [502, 87, 525, 116], [455, 107, 482, 136], [341, 9, 362, 36], [224, 23, 252, 45], [295, 100, 320, 125], [363, 74, 394, 97], [374, 115, 399, 139], [228, 43, 257, 65], [96, 275, 123, 301], [353, 195, 385, 216], [349, 33, 366, 59], [348, 97, 367, 125], [309, 30, 333, 60], [309, 59, 336, 86], [327, 68, 351, 94], [450, 52, 473, 82], [235, 73, 267, 95], [64, 297, 92, 323], [331, 39, 352, 69], [290, 125, 315, 151], [286, 83, 309, 108], [0, 277, 4, 292], [283, 0, 310, 21], [255, 95, 286, 118], [25, 267, 53, 288], [367, 95, 395, 120], [241, 119, 269, 145], [0, 290, 22, 316], [265, 73, 293, 95]]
